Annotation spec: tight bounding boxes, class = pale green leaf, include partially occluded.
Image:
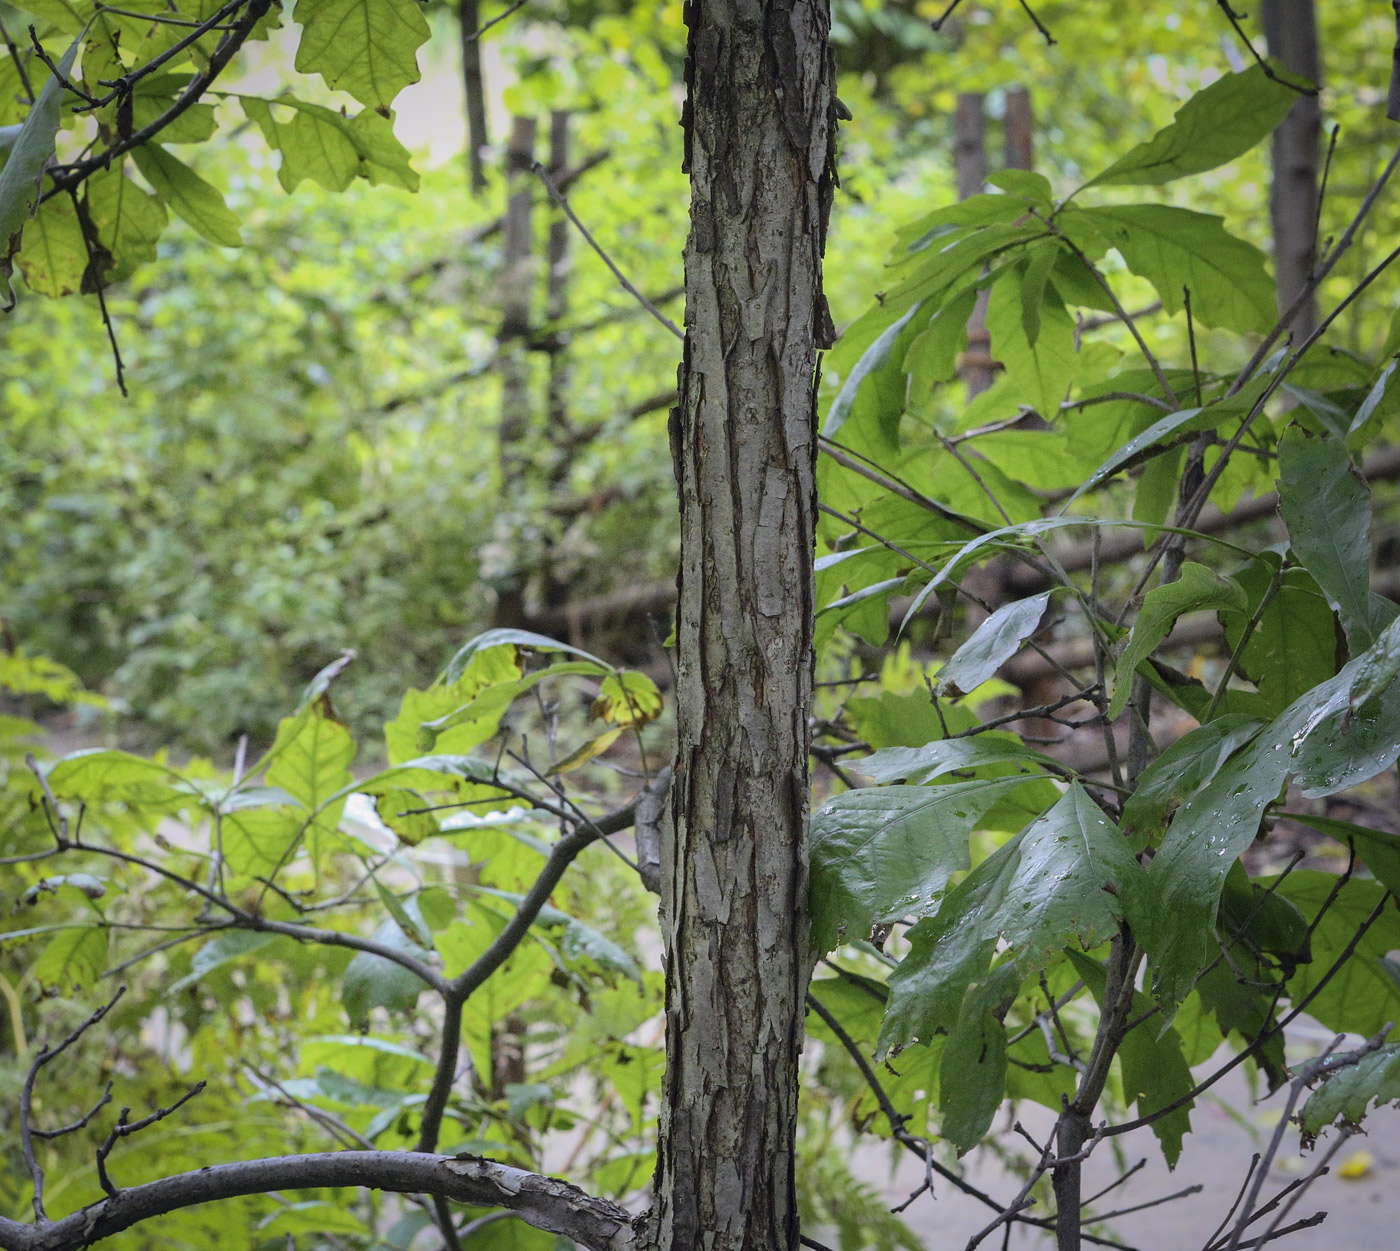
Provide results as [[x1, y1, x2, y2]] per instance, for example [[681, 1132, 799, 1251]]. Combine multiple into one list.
[[131, 143, 242, 247], [936, 592, 1051, 696], [1085, 64, 1301, 189], [293, 0, 430, 112]]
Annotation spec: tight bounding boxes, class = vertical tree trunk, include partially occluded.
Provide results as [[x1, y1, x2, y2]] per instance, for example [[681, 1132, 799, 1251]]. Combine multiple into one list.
[[458, 0, 490, 193], [1004, 86, 1033, 172], [1263, 0, 1322, 339], [494, 115, 536, 629], [955, 92, 993, 397], [545, 110, 572, 440], [653, 2, 835, 1249]]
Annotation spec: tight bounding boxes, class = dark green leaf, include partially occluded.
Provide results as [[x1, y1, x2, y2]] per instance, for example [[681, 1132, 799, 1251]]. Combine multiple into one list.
[[846, 733, 1060, 786], [1301, 1043, 1400, 1139], [879, 785, 1143, 1054], [1110, 562, 1247, 718], [1120, 714, 1263, 848], [1277, 430, 1393, 654], [809, 777, 1031, 954]]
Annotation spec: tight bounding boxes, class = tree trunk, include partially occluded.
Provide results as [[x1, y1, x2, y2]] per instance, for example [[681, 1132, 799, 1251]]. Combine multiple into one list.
[[458, 0, 490, 193], [1263, 0, 1322, 339], [1004, 86, 1033, 172], [955, 92, 993, 397], [652, 2, 835, 1248], [494, 115, 537, 629]]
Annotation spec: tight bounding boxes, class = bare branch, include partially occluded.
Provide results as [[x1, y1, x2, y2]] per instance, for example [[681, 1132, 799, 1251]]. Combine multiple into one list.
[[0, 1153, 636, 1251], [20, 988, 126, 1220]]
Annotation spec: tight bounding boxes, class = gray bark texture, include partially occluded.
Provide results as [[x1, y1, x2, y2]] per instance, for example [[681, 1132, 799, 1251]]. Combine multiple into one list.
[[653, 2, 836, 1248], [1262, 0, 1322, 338]]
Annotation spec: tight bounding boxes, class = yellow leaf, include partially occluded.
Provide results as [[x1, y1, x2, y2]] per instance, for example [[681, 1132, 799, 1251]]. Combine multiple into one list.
[[548, 728, 624, 775], [1338, 1149, 1374, 1180], [592, 672, 662, 728]]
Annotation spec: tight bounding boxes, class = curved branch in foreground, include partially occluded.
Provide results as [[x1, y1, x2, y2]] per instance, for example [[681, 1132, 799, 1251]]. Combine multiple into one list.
[[0, 1152, 636, 1251]]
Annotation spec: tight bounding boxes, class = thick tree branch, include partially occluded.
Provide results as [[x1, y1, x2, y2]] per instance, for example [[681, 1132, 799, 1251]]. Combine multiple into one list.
[[0, 1153, 636, 1251]]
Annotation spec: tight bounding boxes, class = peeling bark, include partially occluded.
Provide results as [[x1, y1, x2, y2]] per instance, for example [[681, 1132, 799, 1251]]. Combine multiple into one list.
[[652, 1, 836, 1248]]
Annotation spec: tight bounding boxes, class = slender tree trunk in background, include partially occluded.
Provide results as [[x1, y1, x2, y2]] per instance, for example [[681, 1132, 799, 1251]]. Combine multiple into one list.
[[1263, 0, 1321, 339], [955, 92, 993, 397], [542, 110, 574, 612], [1004, 85, 1033, 172], [458, 0, 490, 193], [652, 1, 836, 1248], [545, 110, 573, 446], [494, 116, 536, 629]]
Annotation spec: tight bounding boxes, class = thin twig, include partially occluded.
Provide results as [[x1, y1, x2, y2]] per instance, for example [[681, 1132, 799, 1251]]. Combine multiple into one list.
[[532, 162, 682, 340], [96, 1082, 207, 1197], [20, 987, 126, 1220], [464, 0, 529, 41]]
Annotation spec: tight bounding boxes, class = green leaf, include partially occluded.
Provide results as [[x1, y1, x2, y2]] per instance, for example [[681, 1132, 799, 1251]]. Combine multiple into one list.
[[240, 97, 419, 192], [1276, 874, 1400, 1041], [846, 733, 1061, 786], [1084, 64, 1301, 189], [592, 670, 662, 727], [1301, 1043, 1400, 1140], [1062, 404, 1222, 508], [168, 930, 276, 994], [1141, 646, 1400, 1010], [1110, 562, 1247, 718], [293, 0, 430, 113], [1067, 204, 1275, 332], [903, 289, 976, 412], [342, 922, 430, 1024], [86, 163, 168, 282], [824, 301, 923, 437], [1119, 715, 1263, 848], [374, 878, 433, 947], [985, 168, 1053, 211], [0, 36, 79, 295], [374, 787, 439, 845], [1277, 430, 1393, 654], [440, 628, 610, 685], [1277, 812, 1400, 901], [1351, 357, 1398, 436], [46, 748, 187, 805], [34, 925, 108, 991], [16, 195, 86, 296], [937, 982, 1009, 1155], [936, 592, 1051, 696], [384, 644, 522, 764], [1222, 561, 1340, 716], [809, 776, 1035, 954], [559, 917, 641, 983], [986, 263, 1079, 417], [265, 705, 355, 859], [131, 144, 243, 248], [879, 785, 1143, 1054]]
